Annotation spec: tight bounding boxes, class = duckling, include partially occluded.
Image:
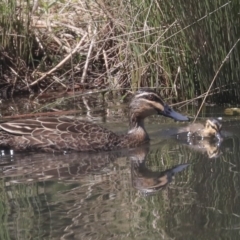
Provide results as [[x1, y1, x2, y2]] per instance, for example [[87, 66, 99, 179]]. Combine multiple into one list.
[[0, 90, 189, 152], [177, 119, 222, 140], [174, 119, 222, 158]]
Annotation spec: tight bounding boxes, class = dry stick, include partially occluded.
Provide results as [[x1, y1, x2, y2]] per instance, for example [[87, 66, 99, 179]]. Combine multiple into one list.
[[103, 49, 111, 85], [174, 89, 224, 109], [35, 76, 68, 99], [171, 83, 236, 108], [81, 29, 96, 83], [193, 38, 240, 123], [31, 0, 39, 14], [27, 33, 88, 88], [171, 91, 207, 107], [172, 87, 220, 107], [179, 87, 233, 109], [170, 66, 180, 97], [1, 109, 82, 120]]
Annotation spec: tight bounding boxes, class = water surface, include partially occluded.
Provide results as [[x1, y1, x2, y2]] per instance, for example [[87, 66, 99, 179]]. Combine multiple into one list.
[[1, 95, 240, 239]]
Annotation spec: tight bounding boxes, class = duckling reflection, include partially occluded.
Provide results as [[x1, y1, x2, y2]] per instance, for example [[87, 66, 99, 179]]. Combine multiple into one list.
[[130, 148, 189, 194], [186, 138, 222, 158]]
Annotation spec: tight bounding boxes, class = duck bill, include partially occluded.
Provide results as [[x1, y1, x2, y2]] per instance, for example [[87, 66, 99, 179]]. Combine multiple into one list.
[[170, 163, 190, 174], [161, 105, 189, 121]]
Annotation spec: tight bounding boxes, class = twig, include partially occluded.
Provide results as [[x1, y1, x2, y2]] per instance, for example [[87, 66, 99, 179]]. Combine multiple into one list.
[[171, 83, 236, 108], [103, 49, 110, 83], [1, 109, 82, 120], [81, 28, 96, 83], [35, 76, 68, 99], [193, 38, 240, 122], [170, 66, 180, 97], [28, 33, 88, 88]]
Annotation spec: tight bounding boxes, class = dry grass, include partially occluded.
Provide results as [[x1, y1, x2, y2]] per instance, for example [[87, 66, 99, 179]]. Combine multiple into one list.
[[0, 0, 133, 96], [0, 0, 239, 106], [0, 0, 180, 99]]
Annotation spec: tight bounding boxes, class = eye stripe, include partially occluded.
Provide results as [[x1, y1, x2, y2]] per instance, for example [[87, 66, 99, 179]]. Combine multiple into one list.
[[135, 92, 164, 104], [209, 121, 221, 132]]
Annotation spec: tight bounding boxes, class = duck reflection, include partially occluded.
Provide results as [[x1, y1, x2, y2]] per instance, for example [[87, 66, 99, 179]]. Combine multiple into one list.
[[0, 150, 125, 181], [0, 145, 190, 193], [130, 147, 189, 194]]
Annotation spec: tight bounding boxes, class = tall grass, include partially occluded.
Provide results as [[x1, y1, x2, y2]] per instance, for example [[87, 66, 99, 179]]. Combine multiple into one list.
[[0, 0, 34, 65], [0, 0, 239, 103], [125, 0, 240, 102]]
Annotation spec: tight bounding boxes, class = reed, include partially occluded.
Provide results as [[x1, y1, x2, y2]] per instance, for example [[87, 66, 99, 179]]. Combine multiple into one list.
[[0, 0, 239, 103], [125, 0, 240, 102]]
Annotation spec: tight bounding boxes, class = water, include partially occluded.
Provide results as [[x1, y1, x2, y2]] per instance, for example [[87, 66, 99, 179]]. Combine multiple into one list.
[[1, 95, 240, 239]]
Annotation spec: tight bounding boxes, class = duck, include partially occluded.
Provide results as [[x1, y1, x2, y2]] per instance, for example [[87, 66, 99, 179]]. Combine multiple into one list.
[[177, 119, 222, 140], [0, 90, 189, 152]]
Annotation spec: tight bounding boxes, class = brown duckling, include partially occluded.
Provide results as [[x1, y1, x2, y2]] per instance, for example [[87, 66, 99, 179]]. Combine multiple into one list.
[[178, 119, 222, 140], [0, 90, 189, 152], [175, 119, 222, 158]]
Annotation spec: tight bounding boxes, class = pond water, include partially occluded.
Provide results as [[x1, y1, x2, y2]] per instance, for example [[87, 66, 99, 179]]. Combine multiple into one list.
[[1, 94, 240, 240]]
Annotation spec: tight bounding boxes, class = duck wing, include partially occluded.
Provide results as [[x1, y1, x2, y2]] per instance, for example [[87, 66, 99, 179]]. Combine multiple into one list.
[[0, 117, 120, 152]]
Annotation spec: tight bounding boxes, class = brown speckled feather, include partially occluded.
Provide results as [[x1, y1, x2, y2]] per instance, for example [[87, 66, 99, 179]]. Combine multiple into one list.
[[0, 91, 189, 152], [0, 117, 123, 152]]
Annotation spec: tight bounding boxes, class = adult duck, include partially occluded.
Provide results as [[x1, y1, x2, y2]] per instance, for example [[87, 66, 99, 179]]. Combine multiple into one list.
[[0, 90, 189, 152]]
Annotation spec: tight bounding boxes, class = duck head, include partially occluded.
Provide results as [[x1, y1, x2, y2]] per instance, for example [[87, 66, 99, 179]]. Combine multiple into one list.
[[202, 119, 222, 140], [129, 90, 189, 127]]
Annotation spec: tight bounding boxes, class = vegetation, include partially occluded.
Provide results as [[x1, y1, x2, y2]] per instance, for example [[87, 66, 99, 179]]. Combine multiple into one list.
[[0, 0, 239, 103]]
